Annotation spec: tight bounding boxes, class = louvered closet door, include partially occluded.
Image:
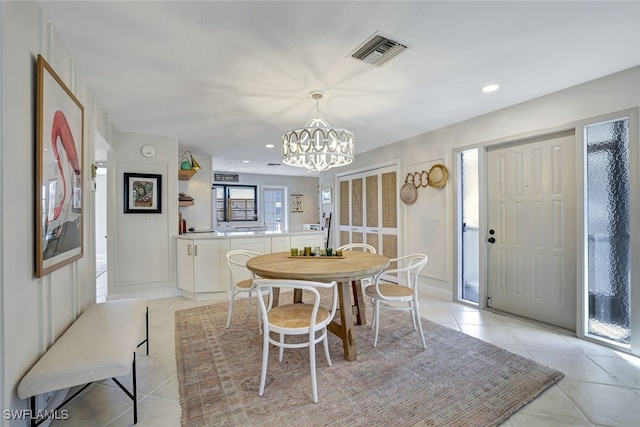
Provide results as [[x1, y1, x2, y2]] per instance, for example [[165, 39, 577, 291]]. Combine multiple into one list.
[[379, 170, 398, 261], [366, 174, 379, 251], [338, 166, 397, 260], [339, 180, 350, 247], [351, 177, 364, 244]]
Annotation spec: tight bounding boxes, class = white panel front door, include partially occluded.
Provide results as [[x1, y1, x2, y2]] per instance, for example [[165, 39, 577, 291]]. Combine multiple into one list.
[[487, 133, 576, 330]]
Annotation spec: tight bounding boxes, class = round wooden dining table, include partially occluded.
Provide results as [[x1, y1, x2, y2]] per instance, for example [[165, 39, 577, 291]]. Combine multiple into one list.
[[246, 250, 390, 361]]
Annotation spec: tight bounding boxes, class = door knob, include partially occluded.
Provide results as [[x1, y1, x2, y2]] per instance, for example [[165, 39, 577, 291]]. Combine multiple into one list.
[[488, 237, 496, 244]]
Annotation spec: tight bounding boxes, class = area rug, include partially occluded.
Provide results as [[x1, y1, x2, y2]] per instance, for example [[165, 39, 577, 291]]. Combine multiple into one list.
[[175, 300, 563, 427]]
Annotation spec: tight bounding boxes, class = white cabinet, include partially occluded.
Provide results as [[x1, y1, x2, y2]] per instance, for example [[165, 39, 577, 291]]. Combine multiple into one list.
[[271, 236, 291, 252], [290, 233, 324, 250], [229, 237, 271, 253], [177, 232, 322, 299], [177, 239, 195, 292], [177, 238, 230, 294]]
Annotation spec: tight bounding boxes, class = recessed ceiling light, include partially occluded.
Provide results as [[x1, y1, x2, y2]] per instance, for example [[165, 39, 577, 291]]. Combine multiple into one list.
[[265, 144, 274, 148], [482, 84, 500, 93], [242, 160, 250, 163]]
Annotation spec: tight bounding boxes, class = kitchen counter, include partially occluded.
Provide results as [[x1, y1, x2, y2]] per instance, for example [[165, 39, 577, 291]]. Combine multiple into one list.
[[176, 229, 325, 300], [178, 229, 323, 239]]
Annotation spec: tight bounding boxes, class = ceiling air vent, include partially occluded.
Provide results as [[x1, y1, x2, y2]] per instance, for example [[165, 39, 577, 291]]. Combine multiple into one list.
[[267, 163, 281, 167], [350, 31, 410, 66]]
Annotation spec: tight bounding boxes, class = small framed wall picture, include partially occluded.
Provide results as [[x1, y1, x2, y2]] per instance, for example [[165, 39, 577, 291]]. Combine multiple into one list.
[[124, 173, 162, 213], [321, 187, 332, 204], [291, 193, 303, 212]]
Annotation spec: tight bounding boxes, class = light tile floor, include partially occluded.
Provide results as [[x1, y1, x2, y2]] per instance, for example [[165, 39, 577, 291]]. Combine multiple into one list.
[[52, 293, 640, 426]]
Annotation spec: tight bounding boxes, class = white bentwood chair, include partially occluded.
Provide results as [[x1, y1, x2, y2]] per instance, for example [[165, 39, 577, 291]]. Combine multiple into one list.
[[365, 253, 429, 349], [336, 243, 376, 254], [225, 250, 267, 330], [336, 243, 377, 287], [254, 279, 338, 403]]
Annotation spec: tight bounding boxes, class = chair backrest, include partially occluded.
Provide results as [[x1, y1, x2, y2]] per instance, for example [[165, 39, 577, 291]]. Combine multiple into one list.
[[226, 249, 262, 288], [378, 253, 428, 291], [253, 279, 338, 331], [336, 243, 376, 254]]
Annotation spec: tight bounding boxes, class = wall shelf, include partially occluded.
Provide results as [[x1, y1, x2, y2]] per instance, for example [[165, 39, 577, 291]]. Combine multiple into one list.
[[178, 170, 196, 181], [179, 200, 195, 207]]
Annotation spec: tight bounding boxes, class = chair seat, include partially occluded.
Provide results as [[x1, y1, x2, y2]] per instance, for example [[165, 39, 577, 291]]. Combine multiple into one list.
[[268, 304, 330, 329], [365, 283, 414, 298], [235, 278, 253, 289], [368, 254, 428, 350]]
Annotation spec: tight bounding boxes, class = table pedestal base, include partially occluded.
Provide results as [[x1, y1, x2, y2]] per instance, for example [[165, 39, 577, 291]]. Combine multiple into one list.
[[291, 280, 366, 361]]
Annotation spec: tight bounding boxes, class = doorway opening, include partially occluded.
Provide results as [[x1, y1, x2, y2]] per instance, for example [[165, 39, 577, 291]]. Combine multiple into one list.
[[94, 131, 110, 303], [456, 112, 638, 356], [456, 131, 577, 330], [95, 165, 107, 302]]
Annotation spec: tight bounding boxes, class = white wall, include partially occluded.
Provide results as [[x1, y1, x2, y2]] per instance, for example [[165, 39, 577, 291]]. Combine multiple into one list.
[[324, 66, 640, 297], [0, 2, 114, 422], [178, 152, 212, 231], [107, 131, 180, 300], [211, 172, 320, 231]]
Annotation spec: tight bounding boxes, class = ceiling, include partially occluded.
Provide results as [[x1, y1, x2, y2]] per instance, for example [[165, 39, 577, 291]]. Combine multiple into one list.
[[39, 1, 640, 176]]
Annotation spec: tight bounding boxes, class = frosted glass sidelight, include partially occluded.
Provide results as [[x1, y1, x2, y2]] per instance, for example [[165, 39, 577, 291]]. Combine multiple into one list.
[[585, 118, 630, 344], [461, 149, 480, 303]]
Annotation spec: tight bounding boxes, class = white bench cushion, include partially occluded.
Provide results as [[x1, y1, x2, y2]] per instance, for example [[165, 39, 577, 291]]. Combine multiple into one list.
[[18, 300, 147, 399]]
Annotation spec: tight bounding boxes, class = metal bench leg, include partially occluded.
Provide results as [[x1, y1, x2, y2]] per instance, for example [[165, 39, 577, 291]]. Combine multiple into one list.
[[111, 353, 138, 424], [30, 383, 92, 427], [133, 352, 138, 424], [30, 396, 36, 427], [137, 306, 149, 355]]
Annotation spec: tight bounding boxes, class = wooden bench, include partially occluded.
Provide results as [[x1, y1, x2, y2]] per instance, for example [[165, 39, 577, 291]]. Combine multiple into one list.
[[17, 300, 149, 426]]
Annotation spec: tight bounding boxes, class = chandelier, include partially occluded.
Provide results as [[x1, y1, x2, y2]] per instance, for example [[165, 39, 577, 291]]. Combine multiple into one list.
[[282, 90, 354, 173]]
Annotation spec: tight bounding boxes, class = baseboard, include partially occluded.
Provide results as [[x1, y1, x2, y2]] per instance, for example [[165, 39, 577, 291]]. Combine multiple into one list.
[[418, 282, 453, 301], [105, 287, 182, 302], [180, 290, 229, 302]]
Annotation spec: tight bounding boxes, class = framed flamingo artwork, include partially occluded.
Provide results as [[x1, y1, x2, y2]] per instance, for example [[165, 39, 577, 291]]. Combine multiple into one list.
[[36, 55, 85, 277]]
